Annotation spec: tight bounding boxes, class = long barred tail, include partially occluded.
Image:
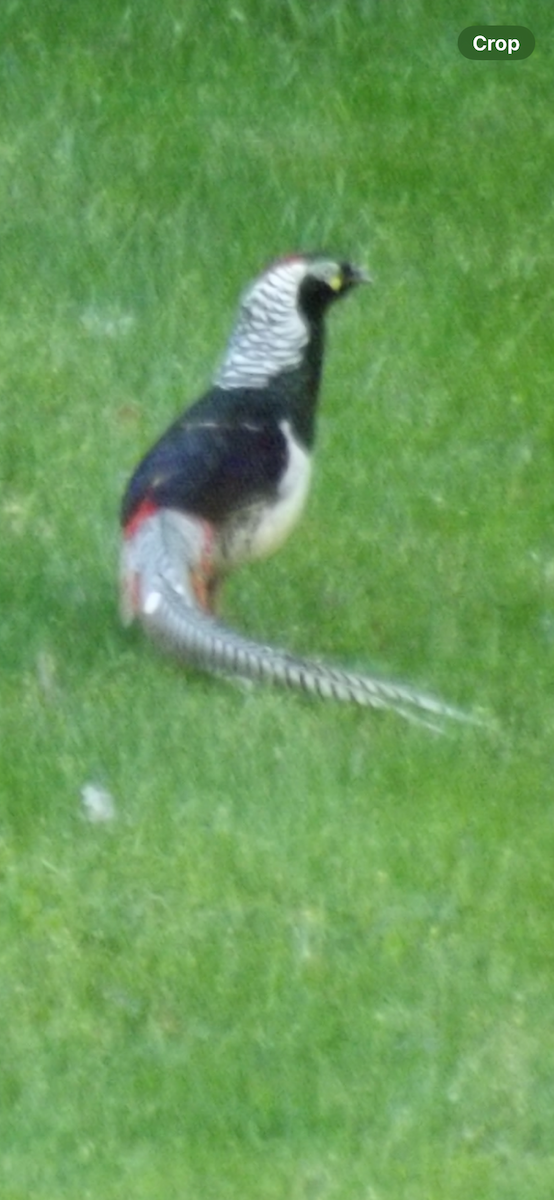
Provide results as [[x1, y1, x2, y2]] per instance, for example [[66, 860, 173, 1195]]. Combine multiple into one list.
[[121, 507, 481, 732]]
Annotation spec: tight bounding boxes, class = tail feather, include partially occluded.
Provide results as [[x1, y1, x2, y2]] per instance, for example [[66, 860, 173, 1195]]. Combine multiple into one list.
[[121, 508, 481, 732]]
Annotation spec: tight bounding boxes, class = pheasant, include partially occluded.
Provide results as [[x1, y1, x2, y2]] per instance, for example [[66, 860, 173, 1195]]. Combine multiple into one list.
[[120, 253, 475, 729]]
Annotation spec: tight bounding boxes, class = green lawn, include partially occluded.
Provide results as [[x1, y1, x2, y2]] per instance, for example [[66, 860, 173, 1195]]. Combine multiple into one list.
[[2, 1, 554, 1196]]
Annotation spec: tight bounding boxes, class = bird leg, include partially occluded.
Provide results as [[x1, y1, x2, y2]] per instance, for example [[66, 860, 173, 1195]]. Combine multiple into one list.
[[188, 521, 222, 615]]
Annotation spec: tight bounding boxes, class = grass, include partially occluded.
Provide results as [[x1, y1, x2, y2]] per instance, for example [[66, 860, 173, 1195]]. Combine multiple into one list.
[[2, 0, 554, 1195]]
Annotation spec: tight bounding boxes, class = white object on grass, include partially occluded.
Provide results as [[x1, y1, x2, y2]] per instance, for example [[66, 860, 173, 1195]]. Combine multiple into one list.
[[81, 783, 116, 824]]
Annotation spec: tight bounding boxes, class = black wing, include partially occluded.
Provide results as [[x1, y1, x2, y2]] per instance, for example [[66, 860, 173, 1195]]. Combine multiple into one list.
[[121, 404, 289, 528]]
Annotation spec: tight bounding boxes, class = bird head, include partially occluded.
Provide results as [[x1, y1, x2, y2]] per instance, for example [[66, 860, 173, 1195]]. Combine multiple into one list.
[[295, 255, 372, 320]]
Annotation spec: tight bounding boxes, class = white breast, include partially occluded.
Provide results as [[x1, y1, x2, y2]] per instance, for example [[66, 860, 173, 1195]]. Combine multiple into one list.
[[217, 420, 313, 568], [251, 420, 312, 559]]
